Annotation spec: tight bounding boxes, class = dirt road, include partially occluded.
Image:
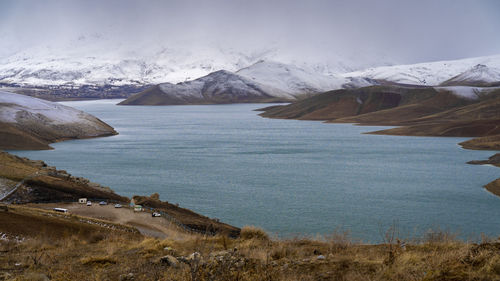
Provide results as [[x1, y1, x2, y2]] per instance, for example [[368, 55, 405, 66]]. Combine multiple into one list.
[[28, 202, 195, 239]]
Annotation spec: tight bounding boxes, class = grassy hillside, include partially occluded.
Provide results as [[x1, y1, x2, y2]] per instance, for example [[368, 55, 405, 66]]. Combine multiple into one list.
[[0, 122, 51, 150], [2, 211, 500, 281]]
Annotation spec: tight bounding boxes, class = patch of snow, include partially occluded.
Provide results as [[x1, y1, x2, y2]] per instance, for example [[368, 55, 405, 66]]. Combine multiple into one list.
[[434, 86, 500, 99]]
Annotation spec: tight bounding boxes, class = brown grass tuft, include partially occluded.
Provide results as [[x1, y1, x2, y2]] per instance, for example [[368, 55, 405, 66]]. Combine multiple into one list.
[[240, 226, 270, 241]]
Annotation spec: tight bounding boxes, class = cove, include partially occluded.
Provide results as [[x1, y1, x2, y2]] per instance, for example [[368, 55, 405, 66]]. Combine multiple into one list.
[[10, 100, 499, 242]]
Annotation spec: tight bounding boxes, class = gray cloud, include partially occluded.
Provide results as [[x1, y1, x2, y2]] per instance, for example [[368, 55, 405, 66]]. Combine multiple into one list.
[[1, 0, 499, 64]]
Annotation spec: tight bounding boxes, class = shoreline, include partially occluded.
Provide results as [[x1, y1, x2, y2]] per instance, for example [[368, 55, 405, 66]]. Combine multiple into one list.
[[260, 111, 500, 197]]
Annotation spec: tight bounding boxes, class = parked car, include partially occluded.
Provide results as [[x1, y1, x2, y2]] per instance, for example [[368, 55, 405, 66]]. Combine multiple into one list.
[[86, 201, 92, 206], [152, 212, 161, 217], [114, 204, 122, 208], [99, 201, 107, 206]]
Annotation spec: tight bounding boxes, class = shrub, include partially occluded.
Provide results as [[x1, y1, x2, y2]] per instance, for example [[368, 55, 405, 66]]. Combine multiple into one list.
[[240, 226, 269, 241]]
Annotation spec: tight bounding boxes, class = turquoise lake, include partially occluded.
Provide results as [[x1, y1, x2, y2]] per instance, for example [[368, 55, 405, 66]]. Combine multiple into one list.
[[10, 100, 499, 242]]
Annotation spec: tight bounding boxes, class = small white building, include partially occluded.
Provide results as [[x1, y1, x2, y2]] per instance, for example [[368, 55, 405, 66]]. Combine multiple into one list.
[[78, 198, 87, 204], [134, 205, 142, 212]]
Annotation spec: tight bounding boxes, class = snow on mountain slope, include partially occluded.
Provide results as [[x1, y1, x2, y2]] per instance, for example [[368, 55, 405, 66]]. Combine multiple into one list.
[[0, 33, 394, 88], [434, 86, 500, 100], [0, 36, 280, 86], [0, 91, 116, 137], [345, 54, 500, 86], [440, 64, 500, 87], [119, 70, 292, 105], [236, 60, 348, 96]]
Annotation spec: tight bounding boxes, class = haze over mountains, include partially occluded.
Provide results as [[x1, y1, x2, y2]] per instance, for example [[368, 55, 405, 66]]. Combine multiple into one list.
[[0, 36, 393, 88]]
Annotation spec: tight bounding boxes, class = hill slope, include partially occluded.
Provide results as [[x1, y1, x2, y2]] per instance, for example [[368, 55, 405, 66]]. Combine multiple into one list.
[[119, 70, 292, 105], [0, 91, 117, 150]]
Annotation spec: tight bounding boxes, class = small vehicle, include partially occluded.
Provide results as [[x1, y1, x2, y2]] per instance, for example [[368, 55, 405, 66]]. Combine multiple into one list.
[[99, 201, 107, 206], [86, 201, 92, 206], [114, 204, 122, 208], [53, 208, 68, 213], [152, 212, 161, 217]]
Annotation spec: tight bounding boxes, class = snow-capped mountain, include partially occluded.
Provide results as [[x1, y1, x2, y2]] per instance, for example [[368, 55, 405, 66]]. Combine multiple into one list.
[[345, 54, 500, 86], [0, 33, 393, 88], [440, 64, 500, 87], [236, 60, 348, 96], [119, 70, 291, 105]]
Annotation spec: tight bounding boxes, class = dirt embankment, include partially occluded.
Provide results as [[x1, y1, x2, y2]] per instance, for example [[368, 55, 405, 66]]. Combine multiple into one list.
[[0, 151, 128, 203], [133, 194, 240, 238]]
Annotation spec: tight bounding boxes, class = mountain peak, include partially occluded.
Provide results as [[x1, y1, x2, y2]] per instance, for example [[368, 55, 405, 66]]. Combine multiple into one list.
[[440, 63, 500, 87]]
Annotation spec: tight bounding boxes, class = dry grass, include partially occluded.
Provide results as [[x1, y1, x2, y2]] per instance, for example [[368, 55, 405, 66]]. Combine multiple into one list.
[[240, 226, 270, 241], [3, 222, 500, 281]]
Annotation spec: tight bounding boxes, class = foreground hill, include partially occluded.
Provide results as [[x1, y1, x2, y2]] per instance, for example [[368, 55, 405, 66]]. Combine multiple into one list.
[[2, 209, 500, 281], [0, 91, 117, 150], [119, 70, 291, 105]]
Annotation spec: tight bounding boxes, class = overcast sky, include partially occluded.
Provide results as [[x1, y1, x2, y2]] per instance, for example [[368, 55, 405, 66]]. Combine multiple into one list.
[[1, 0, 499, 64]]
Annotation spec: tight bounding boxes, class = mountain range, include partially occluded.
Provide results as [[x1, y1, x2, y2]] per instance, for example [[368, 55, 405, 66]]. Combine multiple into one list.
[[120, 55, 500, 105], [1, 39, 500, 106]]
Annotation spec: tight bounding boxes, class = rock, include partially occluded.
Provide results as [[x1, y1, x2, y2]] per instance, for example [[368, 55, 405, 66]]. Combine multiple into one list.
[[159, 255, 179, 268], [317, 255, 326, 260], [119, 273, 135, 281], [187, 252, 202, 262]]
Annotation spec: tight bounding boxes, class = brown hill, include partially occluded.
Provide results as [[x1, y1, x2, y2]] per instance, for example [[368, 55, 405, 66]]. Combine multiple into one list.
[[259, 85, 473, 122], [0, 91, 118, 150]]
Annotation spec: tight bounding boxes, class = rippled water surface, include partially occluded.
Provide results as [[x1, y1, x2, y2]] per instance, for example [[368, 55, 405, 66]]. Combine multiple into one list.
[[11, 100, 499, 242]]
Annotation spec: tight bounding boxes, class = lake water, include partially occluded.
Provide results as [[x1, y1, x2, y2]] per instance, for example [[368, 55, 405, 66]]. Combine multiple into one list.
[[10, 100, 499, 242]]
